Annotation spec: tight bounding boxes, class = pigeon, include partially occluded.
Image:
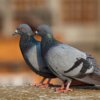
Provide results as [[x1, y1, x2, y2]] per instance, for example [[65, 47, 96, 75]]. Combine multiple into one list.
[[34, 25, 100, 92], [12, 24, 56, 87]]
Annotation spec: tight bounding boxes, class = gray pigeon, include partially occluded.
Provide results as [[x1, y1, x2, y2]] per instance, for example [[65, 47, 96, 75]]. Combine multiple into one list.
[[12, 24, 56, 87], [34, 25, 100, 92]]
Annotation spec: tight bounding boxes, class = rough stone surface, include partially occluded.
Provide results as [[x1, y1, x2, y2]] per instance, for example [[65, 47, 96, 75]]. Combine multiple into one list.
[[0, 85, 100, 100]]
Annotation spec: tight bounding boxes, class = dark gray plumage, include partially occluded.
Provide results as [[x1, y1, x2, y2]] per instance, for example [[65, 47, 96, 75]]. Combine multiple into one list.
[[12, 24, 56, 87], [34, 25, 100, 92]]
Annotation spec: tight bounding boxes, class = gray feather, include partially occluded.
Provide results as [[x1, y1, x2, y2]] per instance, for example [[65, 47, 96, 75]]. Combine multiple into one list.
[[74, 72, 100, 85]]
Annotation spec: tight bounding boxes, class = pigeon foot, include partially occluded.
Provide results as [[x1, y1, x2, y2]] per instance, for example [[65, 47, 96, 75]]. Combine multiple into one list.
[[30, 77, 46, 86], [39, 83, 50, 88], [56, 80, 72, 93], [51, 86, 64, 90], [56, 88, 73, 93], [40, 78, 52, 88], [52, 80, 66, 90], [30, 83, 43, 86]]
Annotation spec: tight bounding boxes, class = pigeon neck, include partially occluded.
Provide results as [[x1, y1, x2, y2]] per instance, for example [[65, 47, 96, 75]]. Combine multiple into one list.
[[20, 34, 37, 43], [42, 33, 55, 40], [20, 34, 37, 52], [41, 33, 58, 56]]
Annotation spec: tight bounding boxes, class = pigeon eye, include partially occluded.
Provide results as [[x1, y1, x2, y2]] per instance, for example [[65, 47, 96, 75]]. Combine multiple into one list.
[[40, 29, 43, 31], [20, 27, 23, 30]]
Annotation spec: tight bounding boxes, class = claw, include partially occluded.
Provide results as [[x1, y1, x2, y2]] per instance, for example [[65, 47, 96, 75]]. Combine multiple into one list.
[[56, 88, 73, 93], [40, 83, 49, 88], [30, 78, 52, 88], [51, 80, 66, 90], [29, 77, 46, 87], [55, 80, 72, 93], [30, 83, 43, 86]]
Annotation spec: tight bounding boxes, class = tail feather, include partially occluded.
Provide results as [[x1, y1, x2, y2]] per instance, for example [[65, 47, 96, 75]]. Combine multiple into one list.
[[74, 72, 100, 85]]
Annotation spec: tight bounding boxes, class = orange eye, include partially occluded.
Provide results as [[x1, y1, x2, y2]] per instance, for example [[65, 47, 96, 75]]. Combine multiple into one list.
[[40, 29, 43, 31], [20, 27, 23, 30]]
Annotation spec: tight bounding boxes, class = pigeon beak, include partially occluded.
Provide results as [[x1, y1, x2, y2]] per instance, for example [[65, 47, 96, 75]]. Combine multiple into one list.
[[33, 31, 38, 36], [12, 30, 18, 36]]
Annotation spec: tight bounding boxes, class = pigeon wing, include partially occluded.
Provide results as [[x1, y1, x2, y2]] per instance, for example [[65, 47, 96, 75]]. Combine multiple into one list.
[[45, 43, 91, 78]]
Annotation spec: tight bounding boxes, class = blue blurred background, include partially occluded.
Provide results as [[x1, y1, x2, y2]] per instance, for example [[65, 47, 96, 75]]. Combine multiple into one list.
[[0, 0, 100, 85]]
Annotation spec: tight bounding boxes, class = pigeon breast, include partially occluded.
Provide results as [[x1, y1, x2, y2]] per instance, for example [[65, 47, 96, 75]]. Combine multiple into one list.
[[25, 43, 46, 72]]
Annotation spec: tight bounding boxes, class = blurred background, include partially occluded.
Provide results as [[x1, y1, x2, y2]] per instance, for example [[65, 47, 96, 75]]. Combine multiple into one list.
[[0, 0, 100, 85]]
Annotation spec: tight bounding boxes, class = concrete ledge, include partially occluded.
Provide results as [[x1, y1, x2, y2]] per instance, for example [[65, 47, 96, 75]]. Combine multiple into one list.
[[0, 85, 100, 100]]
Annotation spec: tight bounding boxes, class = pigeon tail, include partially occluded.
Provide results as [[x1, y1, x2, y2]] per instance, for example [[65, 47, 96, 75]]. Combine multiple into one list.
[[74, 72, 100, 85]]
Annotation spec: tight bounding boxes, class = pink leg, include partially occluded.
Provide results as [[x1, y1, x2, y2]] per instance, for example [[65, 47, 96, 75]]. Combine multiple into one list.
[[40, 78, 52, 88], [51, 80, 67, 90], [30, 77, 46, 86], [56, 80, 73, 93]]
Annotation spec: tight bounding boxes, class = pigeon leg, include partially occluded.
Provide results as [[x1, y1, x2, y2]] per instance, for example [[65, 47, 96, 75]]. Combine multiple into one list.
[[56, 80, 72, 93], [51, 80, 67, 90], [40, 78, 52, 88], [30, 77, 46, 86]]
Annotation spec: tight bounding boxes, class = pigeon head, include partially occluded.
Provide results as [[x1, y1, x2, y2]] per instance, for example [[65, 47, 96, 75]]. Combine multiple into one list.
[[34, 25, 53, 38], [12, 24, 33, 36]]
